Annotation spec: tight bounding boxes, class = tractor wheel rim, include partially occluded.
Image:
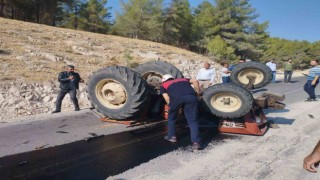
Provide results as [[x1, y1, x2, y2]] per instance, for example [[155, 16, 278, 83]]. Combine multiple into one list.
[[142, 72, 163, 89], [95, 79, 127, 109], [211, 92, 242, 113], [237, 69, 264, 85]]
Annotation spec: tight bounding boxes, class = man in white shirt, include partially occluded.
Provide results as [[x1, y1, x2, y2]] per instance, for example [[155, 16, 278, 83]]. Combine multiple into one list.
[[266, 59, 277, 83], [196, 62, 216, 92]]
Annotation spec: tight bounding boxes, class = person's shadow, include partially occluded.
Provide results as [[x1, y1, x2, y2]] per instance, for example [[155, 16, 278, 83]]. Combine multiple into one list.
[[251, 88, 268, 94], [281, 80, 299, 84]]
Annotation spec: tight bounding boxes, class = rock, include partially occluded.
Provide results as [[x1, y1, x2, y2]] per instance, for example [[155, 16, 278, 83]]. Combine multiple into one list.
[[43, 83, 53, 92], [43, 96, 52, 102], [25, 94, 33, 101], [8, 86, 19, 93], [0, 101, 8, 108], [42, 53, 64, 62]]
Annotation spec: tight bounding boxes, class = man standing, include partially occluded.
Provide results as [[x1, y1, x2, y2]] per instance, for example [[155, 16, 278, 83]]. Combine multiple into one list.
[[303, 60, 320, 102], [228, 59, 246, 71], [304, 140, 320, 173], [196, 62, 216, 92], [283, 58, 294, 83], [266, 59, 277, 83], [221, 63, 231, 83], [160, 74, 202, 150], [52, 65, 83, 113]]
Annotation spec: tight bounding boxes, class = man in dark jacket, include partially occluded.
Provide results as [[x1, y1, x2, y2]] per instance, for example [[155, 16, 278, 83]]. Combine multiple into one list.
[[52, 65, 83, 113], [160, 74, 203, 150]]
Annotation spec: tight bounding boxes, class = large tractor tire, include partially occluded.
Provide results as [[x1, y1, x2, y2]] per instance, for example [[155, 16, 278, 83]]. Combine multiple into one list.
[[134, 61, 183, 94], [230, 61, 272, 89], [87, 66, 149, 120], [202, 83, 253, 118]]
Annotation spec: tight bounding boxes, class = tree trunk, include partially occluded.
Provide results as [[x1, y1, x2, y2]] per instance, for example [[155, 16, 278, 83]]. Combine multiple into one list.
[[11, 5, 14, 19], [0, 0, 4, 17], [36, 4, 40, 23], [74, 4, 78, 29], [51, 15, 56, 26]]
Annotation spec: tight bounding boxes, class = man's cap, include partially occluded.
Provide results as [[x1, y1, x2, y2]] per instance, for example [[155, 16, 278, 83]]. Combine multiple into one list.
[[162, 74, 174, 82], [67, 65, 75, 69]]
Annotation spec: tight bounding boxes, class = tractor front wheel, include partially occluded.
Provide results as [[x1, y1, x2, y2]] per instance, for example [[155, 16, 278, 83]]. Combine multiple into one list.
[[202, 83, 253, 118], [230, 61, 273, 89]]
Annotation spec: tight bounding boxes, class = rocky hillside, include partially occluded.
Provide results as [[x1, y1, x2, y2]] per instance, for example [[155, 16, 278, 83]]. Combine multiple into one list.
[[0, 18, 221, 121]]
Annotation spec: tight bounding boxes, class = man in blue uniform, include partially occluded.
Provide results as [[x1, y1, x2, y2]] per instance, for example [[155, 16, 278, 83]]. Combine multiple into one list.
[[160, 74, 202, 150], [52, 65, 83, 113]]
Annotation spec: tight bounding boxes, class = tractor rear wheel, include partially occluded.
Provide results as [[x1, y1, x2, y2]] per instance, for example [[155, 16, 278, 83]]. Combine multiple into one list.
[[230, 61, 272, 89], [202, 83, 253, 118], [135, 61, 183, 94], [87, 66, 149, 120]]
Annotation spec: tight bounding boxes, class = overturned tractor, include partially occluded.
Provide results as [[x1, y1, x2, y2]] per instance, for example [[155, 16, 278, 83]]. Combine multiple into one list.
[[87, 61, 285, 135]]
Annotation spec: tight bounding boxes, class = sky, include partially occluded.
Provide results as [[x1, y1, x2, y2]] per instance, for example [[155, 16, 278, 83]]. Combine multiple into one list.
[[106, 0, 320, 43]]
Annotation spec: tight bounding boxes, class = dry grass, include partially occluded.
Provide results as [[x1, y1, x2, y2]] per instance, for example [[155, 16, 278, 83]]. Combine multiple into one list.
[[0, 18, 212, 83]]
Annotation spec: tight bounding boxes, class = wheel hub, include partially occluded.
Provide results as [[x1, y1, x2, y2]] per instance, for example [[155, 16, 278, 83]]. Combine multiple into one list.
[[221, 97, 231, 105], [211, 93, 242, 113], [101, 83, 126, 105], [238, 69, 263, 85], [95, 79, 127, 109], [143, 72, 162, 87]]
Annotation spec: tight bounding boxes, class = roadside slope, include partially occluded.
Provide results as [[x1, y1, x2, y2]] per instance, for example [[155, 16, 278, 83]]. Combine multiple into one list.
[[0, 18, 218, 82], [0, 18, 218, 122]]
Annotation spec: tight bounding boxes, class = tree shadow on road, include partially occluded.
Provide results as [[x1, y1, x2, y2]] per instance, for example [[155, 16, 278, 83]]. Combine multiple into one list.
[[264, 108, 290, 114], [267, 117, 295, 125]]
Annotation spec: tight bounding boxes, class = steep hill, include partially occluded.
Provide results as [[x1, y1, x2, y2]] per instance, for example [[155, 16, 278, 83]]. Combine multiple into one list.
[[0, 18, 220, 82], [0, 18, 220, 122]]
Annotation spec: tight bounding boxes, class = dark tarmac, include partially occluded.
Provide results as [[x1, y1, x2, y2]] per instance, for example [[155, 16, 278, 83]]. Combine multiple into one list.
[[0, 121, 217, 179]]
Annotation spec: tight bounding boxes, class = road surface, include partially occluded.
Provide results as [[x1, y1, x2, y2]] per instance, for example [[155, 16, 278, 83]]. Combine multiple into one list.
[[1, 76, 320, 179]]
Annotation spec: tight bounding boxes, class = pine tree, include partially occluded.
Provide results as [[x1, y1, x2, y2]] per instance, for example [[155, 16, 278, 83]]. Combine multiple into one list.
[[113, 0, 163, 41], [207, 35, 236, 60], [262, 38, 312, 69], [212, 0, 268, 60], [193, 1, 216, 53], [59, 0, 85, 30], [162, 0, 193, 48], [83, 0, 111, 33], [308, 41, 320, 60]]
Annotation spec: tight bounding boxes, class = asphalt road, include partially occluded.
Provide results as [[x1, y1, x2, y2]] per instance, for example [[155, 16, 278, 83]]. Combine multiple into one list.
[[0, 109, 143, 157], [0, 75, 316, 179], [252, 76, 310, 105]]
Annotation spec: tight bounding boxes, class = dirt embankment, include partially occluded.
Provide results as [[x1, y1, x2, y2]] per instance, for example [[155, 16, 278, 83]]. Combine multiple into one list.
[[0, 18, 221, 122]]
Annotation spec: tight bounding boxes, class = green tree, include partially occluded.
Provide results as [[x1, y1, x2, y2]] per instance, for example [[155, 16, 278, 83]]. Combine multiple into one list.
[[207, 35, 236, 60], [308, 41, 320, 60], [59, 0, 86, 30], [41, 0, 65, 26], [262, 38, 312, 69], [113, 0, 163, 41], [192, 1, 216, 53], [212, 0, 268, 60], [83, 0, 111, 33], [1, 0, 63, 25], [162, 0, 193, 48]]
